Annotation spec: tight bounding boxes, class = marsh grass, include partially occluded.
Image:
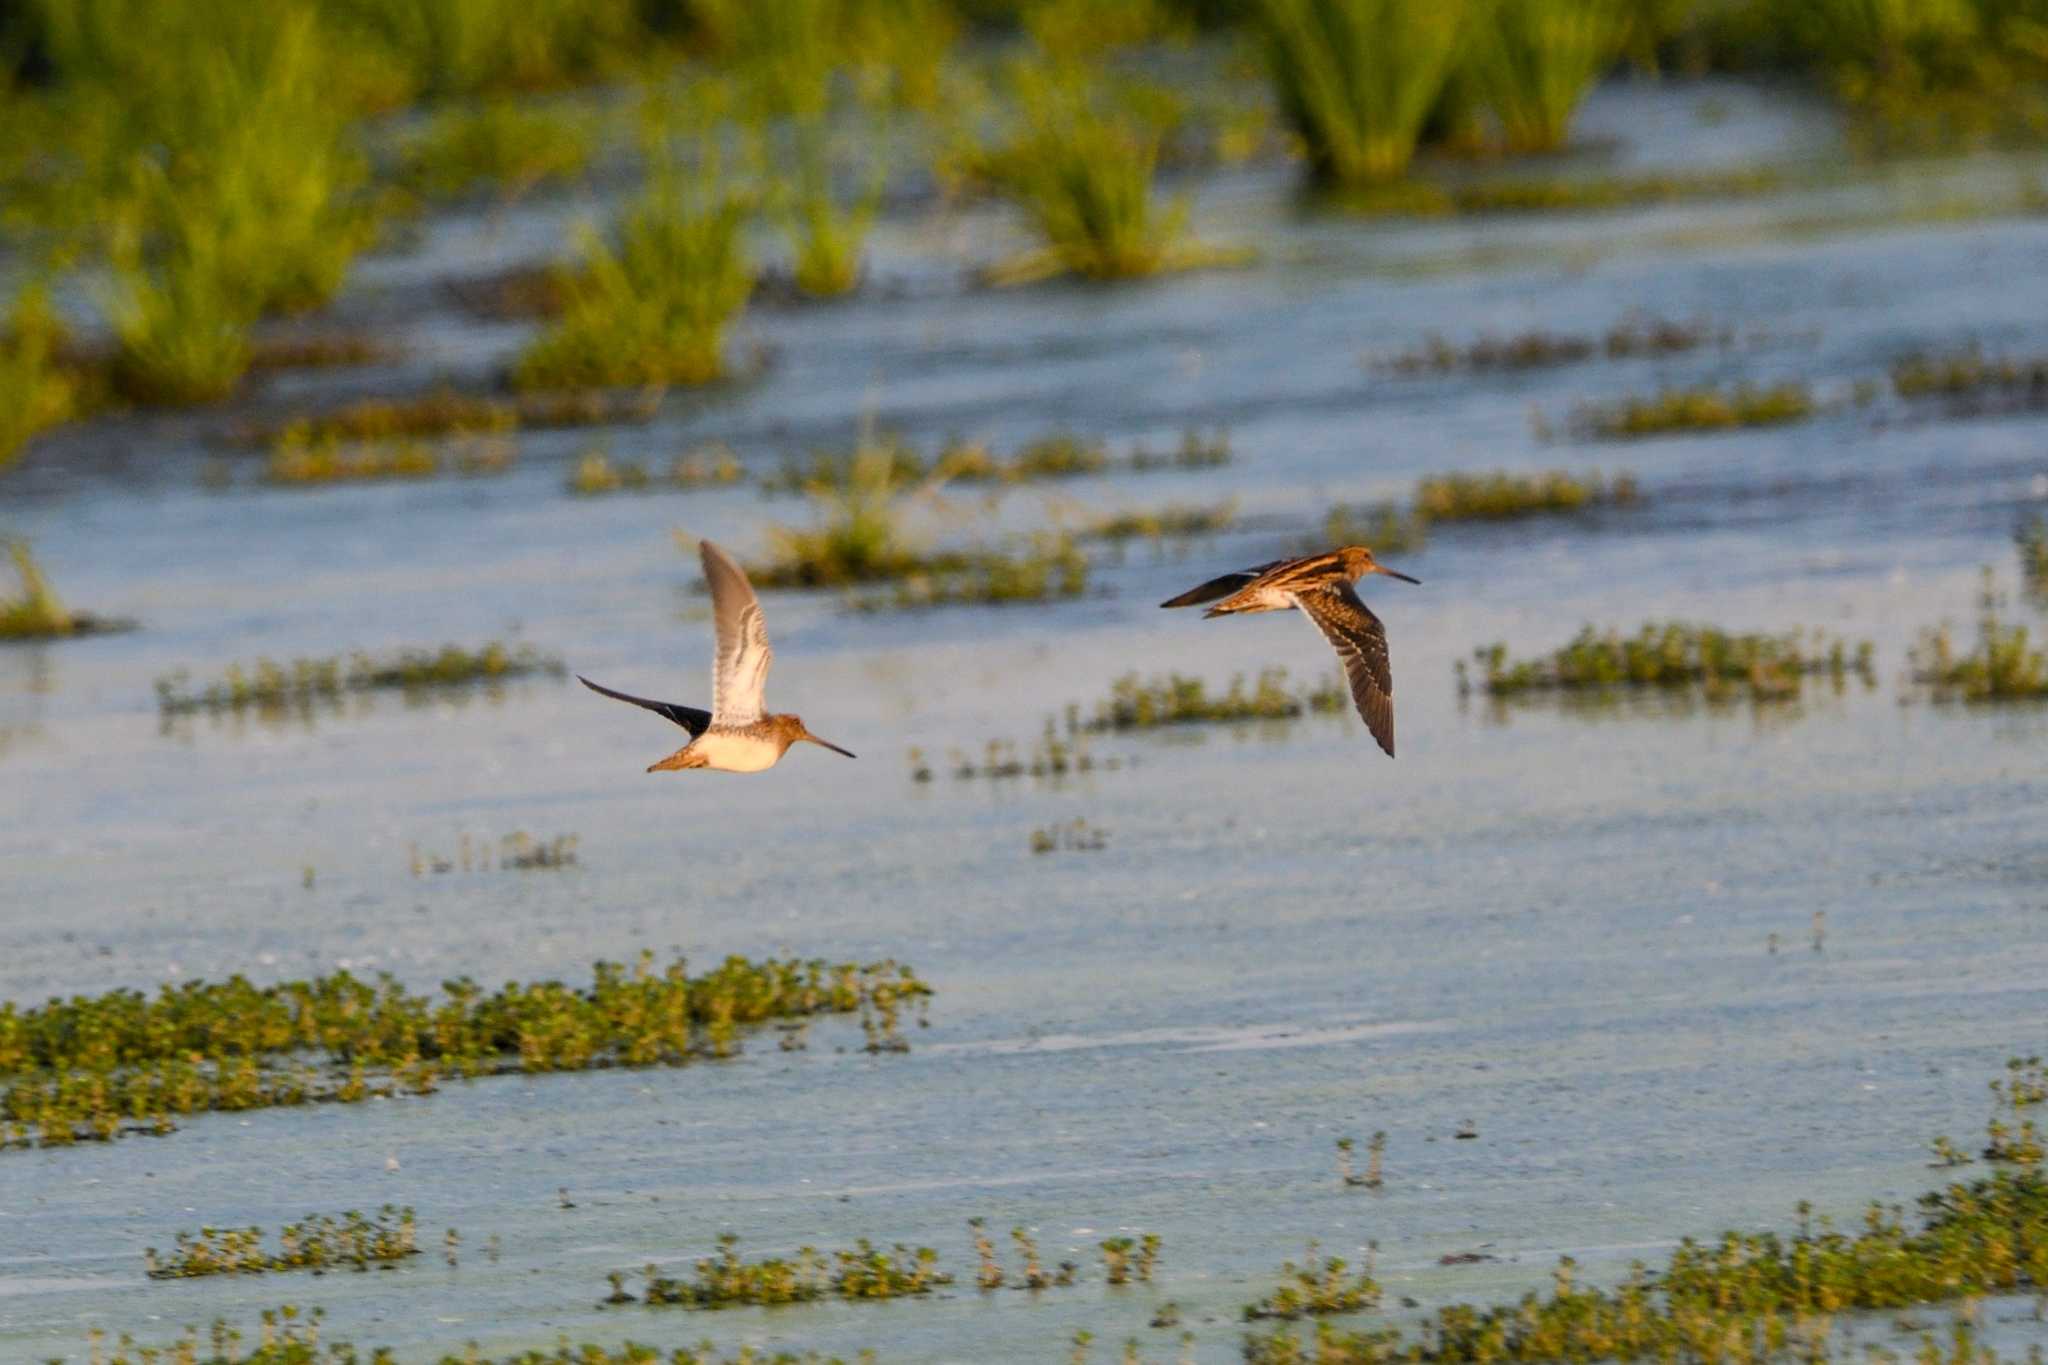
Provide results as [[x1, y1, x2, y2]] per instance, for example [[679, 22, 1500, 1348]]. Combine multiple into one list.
[[765, 108, 885, 300], [1463, 623, 1876, 703], [764, 429, 1222, 497], [146, 1207, 418, 1279], [2019, 518, 2048, 600], [261, 430, 515, 486], [1, 952, 929, 1148], [567, 445, 744, 496], [246, 332, 395, 372], [1243, 1243, 1381, 1321], [1030, 818, 1108, 853], [154, 642, 564, 716], [748, 445, 928, 587], [1385, 315, 1722, 373], [862, 534, 1090, 611], [972, 63, 1242, 284], [966, 1221, 1079, 1292], [0, 285, 83, 468], [1567, 382, 1814, 439], [237, 386, 657, 447], [1082, 500, 1237, 543], [1333, 166, 1786, 217], [0, 540, 132, 641], [398, 97, 595, 200], [1253, 0, 1473, 184], [1415, 470, 1638, 522], [515, 88, 752, 390], [1084, 669, 1347, 731], [410, 832, 579, 875], [1311, 503, 1427, 555], [915, 719, 1126, 783], [1893, 348, 2048, 415], [628, 1234, 950, 1307], [1463, 0, 1627, 153], [1909, 577, 2048, 700]]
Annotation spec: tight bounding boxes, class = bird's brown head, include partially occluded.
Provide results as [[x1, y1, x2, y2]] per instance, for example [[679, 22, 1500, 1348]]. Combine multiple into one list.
[[782, 715, 856, 759], [1339, 545, 1421, 585]]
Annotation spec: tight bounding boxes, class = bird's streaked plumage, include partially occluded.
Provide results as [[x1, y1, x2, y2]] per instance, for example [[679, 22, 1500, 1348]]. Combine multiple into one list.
[[1160, 545, 1418, 758], [580, 539, 854, 774]]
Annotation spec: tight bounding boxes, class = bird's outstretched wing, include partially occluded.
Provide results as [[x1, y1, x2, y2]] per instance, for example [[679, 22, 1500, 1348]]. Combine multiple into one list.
[[699, 538, 772, 726], [1159, 559, 1286, 609], [578, 676, 712, 737], [1293, 583, 1395, 758]]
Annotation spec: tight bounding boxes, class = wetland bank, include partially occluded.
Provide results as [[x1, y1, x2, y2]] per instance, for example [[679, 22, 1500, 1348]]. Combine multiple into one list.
[[8, 1, 2048, 1362]]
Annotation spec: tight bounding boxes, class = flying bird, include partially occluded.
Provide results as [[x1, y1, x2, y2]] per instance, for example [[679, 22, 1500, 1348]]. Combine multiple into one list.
[[580, 539, 855, 773], [1159, 545, 1419, 757]]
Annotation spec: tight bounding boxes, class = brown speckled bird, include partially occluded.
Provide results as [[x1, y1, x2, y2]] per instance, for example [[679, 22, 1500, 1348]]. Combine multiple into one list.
[[1160, 545, 1419, 757], [580, 539, 855, 773]]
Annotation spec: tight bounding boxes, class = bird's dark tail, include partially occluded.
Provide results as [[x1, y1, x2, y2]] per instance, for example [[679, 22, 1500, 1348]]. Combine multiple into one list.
[[1159, 571, 1254, 609]]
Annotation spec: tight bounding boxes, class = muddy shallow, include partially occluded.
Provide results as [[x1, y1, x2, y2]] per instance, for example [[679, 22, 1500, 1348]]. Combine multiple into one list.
[[4, 78, 2048, 1362]]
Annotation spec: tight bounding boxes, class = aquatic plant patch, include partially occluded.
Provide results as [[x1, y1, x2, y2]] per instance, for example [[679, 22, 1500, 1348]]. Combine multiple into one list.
[[613, 1234, 950, 1308], [567, 446, 744, 495], [0, 953, 929, 1149], [0, 541, 135, 641], [1384, 316, 1724, 374], [1312, 503, 1427, 556], [1082, 669, 1348, 731], [969, 1220, 1079, 1291], [260, 431, 515, 487], [1414, 470, 1638, 523], [398, 98, 596, 201], [1566, 382, 1814, 440], [851, 535, 1090, 611], [1081, 500, 1237, 543], [1243, 1243, 1382, 1321], [409, 833, 579, 875], [1030, 818, 1108, 853], [146, 1206, 420, 1279], [761, 429, 1228, 500], [1462, 623, 1876, 703], [1909, 580, 2048, 701], [912, 723, 1126, 784], [234, 387, 659, 447], [154, 643, 565, 716]]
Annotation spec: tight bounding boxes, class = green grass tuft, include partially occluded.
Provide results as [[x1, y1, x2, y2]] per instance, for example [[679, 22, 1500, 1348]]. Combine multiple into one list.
[[1462, 0, 1627, 153], [398, 98, 595, 200], [1567, 382, 1813, 439], [1463, 622, 1876, 703], [1910, 575, 2048, 700], [1084, 668, 1347, 731], [1415, 469, 1638, 522]]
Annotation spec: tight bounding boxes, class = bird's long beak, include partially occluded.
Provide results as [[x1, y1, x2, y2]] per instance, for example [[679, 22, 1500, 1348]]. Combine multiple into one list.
[[802, 731, 857, 758], [1375, 564, 1422, 585]]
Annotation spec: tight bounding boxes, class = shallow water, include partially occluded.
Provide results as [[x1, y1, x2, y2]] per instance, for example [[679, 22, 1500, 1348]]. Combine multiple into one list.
[[5, 78, 2048, 1363]]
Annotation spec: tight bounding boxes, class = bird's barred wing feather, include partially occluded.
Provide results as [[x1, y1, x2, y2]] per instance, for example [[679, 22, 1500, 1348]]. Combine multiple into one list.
[[1292, 583, 1396, 757], [699, 539, 773, 726], [577, 676, 712, 737]]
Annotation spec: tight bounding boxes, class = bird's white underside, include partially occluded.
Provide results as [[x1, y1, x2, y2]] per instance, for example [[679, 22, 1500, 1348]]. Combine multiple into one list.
[[691, 731, 785, 772]]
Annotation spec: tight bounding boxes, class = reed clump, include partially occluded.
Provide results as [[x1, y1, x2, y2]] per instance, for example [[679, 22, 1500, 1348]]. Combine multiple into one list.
[[625, 1234, 950, 1308], [1416, 470, 1638, 522], [1464, 623, 1876, 703], [1, 952, 929, 1149], [1460, 0, 1627, 154], [1244, 1243, 1382, 1321], [1084, 668, 1347, 731], [154, 642, 564, 716], [515, 90, 752, 391], [0, 285, 84, 469], [1568, 382, 1814, 439], [1909, 578, 2048, 701], [146, 1206, 418, 1278], [398, 98, 595, 200]]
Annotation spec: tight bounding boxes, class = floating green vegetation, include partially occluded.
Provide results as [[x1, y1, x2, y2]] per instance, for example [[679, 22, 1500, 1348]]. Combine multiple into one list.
[[154, 642, 565, 716], [1567, 382, 1814, 440], [1892, 349, 2048, 416], [410, 833, 579, 875], [398, 97, 595, 200], [619, 1234, 950, 1308], [1244, 1242, 1382, 1321], [146, 1206, 419, 1279], [1083, 668, 1347, 732], [1, 952, 929, 1149], [1030, 817, 1108, 854], [1414, 470, 1638, 523], [0, 540, 132, 641], [968, 1219, 1079, 1291], [566, 445, 744, 496], [515, 88, 752, 391], [1336, 1132, 1385, 1189], [1252, 0, 1472, 184], [976, 60, 1243, 284], [0, 285, 84, 469], [1082, 500, 1237, 543], [1909, 578, 2048, 701], [1385, 316, 1721, 374], [261, 429, 515, 486], [1314, 502, 1428, 556], [857, 534, 1089, 611], [237, 386, 659, 446], [1463, 623, 1876, 704]]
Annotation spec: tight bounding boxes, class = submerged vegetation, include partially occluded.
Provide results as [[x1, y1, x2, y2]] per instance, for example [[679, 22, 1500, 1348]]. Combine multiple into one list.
[[146, 1207, 419, 1279], [1083, 669, 1347, 731], [1, 953, 928, 1149], [1464, 622, 1876, 703], [154, 642, 565, 716]]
